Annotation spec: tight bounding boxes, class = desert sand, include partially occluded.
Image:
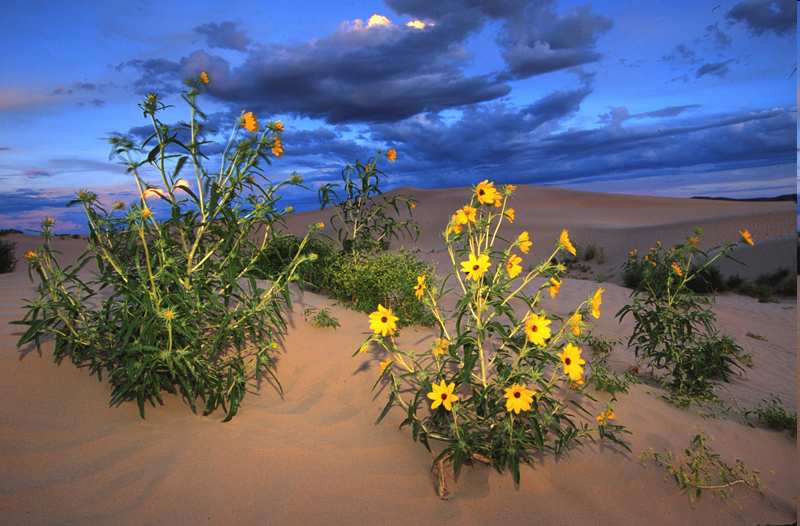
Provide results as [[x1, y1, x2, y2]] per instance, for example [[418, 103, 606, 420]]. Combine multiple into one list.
[[0, 185, 796, 525]]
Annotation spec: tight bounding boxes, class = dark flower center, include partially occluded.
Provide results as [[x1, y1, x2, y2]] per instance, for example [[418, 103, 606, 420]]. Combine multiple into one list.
[[473, 265, 480, 271], [514, 392, 521, 398], [381, 316, 388, 323], [479, 189, 485, 196], [441, 393, 448, 400], [565, 357, 571, 365], [531, 325, 538, 332]]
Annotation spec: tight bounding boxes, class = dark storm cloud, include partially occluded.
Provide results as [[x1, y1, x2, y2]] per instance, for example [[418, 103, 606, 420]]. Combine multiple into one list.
[[727, 0, 796, 36], [696, 60, 734, 78], [194, 21, 251, 51], [387, 0, 612, 80]]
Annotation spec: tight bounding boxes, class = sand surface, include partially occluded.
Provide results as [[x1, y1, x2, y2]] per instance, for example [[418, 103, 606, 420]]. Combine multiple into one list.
[[0, 186, 797, 525]]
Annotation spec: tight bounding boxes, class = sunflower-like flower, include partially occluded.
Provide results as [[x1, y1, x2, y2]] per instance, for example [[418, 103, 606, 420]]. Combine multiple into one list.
[[504, 184, 517, 195], [548, 277, 561, 298], [272, 120, 284, 132], [559, 229, 576, 256], [504, 207, 515, 223], [591, 288, 604, 319], [455, 205, 477, 225], [671, 262, 683, 278], [427, 380, 459, 411], [386, 148, 397, 162], [369, 304, 398, 337], [23, 250, 37, 262], [524, 312, 552, 346], [596, 409, 616, 425], [517, 231, 532, 254], [163, 308, 175, 321], [461, 252, 491, 281], [503, 384, 536, 414], [271, 136, 284, 157], [506, 253, 523, 278], [475, 180, 498, 205], [447, 221, 463, 235], [409, 201, 417, 209], [199, 71, 210, 84], [141, 208, 153, 220], [559, 343, 585, 382], [414, 275, 426, 300], [241, 111, 258, 132], [739, 228, 754, 246], [431, 337, 449, 357]]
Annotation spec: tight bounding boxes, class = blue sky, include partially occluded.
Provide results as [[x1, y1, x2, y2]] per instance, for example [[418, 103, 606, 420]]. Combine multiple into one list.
[[0, 0, 796, 232]]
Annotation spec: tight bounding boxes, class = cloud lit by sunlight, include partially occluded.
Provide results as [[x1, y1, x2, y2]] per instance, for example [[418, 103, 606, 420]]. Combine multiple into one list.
[[367, 14, 392, 28], [406, 19, 427, 30]]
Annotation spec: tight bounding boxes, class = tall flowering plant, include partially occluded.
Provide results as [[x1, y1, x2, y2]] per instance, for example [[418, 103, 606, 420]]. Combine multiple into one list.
[[16, 73, 315, 421], [357, 181, 627, 489]]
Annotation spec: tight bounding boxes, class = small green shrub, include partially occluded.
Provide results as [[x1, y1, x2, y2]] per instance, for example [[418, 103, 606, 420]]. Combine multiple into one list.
[[303, 306, 340, 329], [582, 332, 638, 394], [0, 239, 16, 273], [745, 396, 797, 437], [327, 250, 435, 326], [318, 152, 418, 253], [256, 234, 338, 291], [583, 243, 597, 261], [641, 433, 761, 502], [618, 229, 750, 401]]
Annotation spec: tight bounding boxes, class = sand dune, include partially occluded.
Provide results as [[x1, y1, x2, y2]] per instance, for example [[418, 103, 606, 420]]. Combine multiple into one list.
[[0, 186, 796, 525]]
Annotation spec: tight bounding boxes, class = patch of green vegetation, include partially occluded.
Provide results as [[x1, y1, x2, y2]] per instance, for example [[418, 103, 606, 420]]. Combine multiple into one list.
[[745, 396, 797, 437], [303, 306, 340, 329], [582, 332, 639, 394], [0, 238, 16, 274], [640, 433, 761, 502]]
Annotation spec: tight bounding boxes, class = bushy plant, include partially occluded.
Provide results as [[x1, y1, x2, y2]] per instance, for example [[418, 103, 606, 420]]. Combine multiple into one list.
[[15, 74, 314, 421], [617, 229, 752, 402], [641, 433, 761, 502], [582, 332, 638, 394], [357, 181, 627, 489], [318, 151, 418, 252], [745, 396, 797, 437], [0, 238, 16, 273], [303, 306, 340, 329]]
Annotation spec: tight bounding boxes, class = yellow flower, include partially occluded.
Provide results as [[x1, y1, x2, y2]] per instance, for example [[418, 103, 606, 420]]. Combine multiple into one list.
[[671, 262, 684, 277], [447, 221, 463, 235], [431, 337, 449, 357], [271, 136, 284, 157], [628, 248, 638, 258], [427, 380, 459, 411], [199, 71, 210, 84], [112, 200, 125, 210], [409, 201, 417, 209], [506, 253, 523, 278], [739, 228, 754, 246], [316, 222, 325, 229], [241, 111, 258, 132], [24, 250, 37, 262], [386, 148, 397, 162], [460, 252, 491, 281], [504, 207, 515, 223], [591, 288, 604, 319], [369, 304, 398, 337], [504, 384, 536, 414], [493, 193, 503, 208], [559, 229, 576, 256], [414, 275, 426, 300], [455, 205, 477, 224], [569, 313, 582, 337], [524, 313, 552, 346], [141, 208, 153, 220], [596, 409, 616, 425], [559, 343, 585, 382], [379, 358, 393, 373], [272, 120, 284, 132], [548, 277, 561, 298], [504, 184, 517, 195], [517, 231, 532, 254], [163, 308, 175, 321], [475, 180, 497, 205]]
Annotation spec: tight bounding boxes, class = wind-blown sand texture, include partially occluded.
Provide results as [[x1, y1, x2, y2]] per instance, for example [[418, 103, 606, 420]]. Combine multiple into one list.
[[0, 186, 796, 525]]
